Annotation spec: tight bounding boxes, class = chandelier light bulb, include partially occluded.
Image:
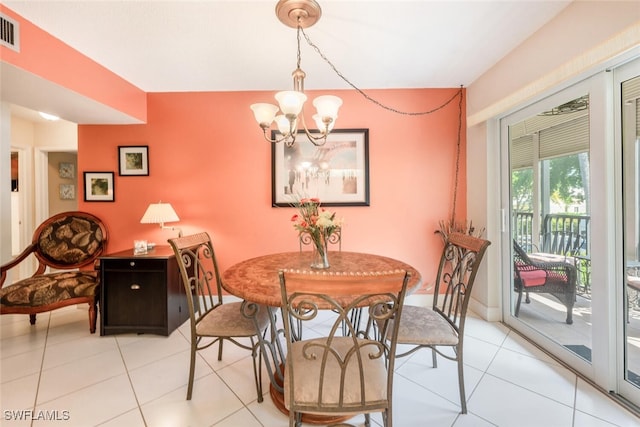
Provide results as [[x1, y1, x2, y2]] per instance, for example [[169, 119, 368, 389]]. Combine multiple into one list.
[[275, 114, 295, 135], [313, 113, 336, 133]]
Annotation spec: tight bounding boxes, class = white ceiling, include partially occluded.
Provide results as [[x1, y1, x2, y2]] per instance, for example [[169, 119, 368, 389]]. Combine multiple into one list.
[[3, 0, 573, 124]]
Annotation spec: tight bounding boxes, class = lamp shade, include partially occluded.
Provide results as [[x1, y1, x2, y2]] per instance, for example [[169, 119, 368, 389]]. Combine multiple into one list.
[[250, 103, 279, 127], [275, 91, 307, 116], [313, 95, 342, 119], [140, 203, 180, 224]]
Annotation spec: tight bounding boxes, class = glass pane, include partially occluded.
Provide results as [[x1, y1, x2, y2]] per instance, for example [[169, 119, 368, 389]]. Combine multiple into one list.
[[509, 95, 592, 360], [622, 75, 640, 388]]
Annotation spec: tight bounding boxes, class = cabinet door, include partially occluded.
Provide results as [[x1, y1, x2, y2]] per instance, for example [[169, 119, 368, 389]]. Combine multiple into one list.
[[104, 269, 166, 327]]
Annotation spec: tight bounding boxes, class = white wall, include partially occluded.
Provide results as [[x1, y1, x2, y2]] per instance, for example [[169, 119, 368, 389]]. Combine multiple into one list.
[[0, 111, 77, 280], [466, 1, 640, 320]]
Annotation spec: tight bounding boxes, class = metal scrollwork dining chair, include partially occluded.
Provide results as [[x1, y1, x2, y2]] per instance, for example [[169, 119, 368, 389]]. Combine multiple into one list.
[[390, 232, 490, 414], [168, 232, 269, 401], [278, 268, 410, 427]]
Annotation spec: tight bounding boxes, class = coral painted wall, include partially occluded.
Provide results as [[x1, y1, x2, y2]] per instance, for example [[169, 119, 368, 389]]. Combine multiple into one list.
[[78, 88, 466, 292]]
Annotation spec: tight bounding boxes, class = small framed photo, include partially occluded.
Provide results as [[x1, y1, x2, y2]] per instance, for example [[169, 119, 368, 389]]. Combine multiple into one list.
[[59, 184, 75, 200], [59, 162, 75, 179], [84, 172, 115, 202], [271, 128, 370, 207], [118, 145, 149, 176]]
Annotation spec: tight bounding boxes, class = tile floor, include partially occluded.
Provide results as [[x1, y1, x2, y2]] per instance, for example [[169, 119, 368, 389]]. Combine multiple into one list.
[[1, 297, 640, 427]]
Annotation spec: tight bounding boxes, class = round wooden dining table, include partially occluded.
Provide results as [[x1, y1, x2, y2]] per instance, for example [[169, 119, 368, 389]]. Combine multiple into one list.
[[221, 250, 422, 424], [222, 250, 422, 307]]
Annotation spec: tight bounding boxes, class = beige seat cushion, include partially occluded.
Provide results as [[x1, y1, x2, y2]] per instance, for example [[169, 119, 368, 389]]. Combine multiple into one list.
[[196, 301, 269, 337], [284, 336, 387, 413], [394, 305, 458, 346]]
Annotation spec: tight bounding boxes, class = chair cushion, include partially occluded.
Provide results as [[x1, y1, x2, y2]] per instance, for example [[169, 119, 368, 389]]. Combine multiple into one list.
[[394, 305, 458, 346], [196, 301, 269, 337], [0, 271, 98, 307], [284, 336, 387, 412], [518, 270, 548, 287], [38, 215, 105, 266]]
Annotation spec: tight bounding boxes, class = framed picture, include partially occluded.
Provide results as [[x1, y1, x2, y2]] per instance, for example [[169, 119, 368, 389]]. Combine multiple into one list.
[[84, 171, 115, 202], [59, 184, 75, 200], [271, 128, 370, 207], [118, 145, 149, 176], [59, 162, 75, 179]]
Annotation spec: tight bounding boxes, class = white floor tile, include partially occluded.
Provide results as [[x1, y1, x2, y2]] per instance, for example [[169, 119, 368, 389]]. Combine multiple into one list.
[[2, 305, 638, 427], [575, 378, 640, 426], [36, 348, 126, 404], [486, 346, 577, 406], [470, 374, 574, 426], [140, 373, 245, 427], [128, 349, 210, 405], [32, 374, 138, 427], [212, 408, 263, 427], [1, 347, 45, 383]]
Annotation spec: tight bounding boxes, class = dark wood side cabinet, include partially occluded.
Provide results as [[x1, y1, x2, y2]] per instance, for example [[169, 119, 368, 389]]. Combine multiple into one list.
[[99, 246, 189, 336]]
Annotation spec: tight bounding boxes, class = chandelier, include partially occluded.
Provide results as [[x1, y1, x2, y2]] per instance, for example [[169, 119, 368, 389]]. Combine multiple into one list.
[[250, 0, 342, 147]]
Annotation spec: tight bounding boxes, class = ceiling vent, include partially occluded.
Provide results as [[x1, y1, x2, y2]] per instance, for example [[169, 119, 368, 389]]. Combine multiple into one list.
[[0, 13, 19, 52]]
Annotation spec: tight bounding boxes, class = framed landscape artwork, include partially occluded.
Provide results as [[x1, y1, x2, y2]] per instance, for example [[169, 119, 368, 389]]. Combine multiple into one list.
[[84, 171, 115, 202], [118, 145, 149, 176], [271, 128, 369, 207]]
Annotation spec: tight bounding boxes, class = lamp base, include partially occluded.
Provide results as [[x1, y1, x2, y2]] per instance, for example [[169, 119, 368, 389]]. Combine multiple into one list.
[[275, 0, 321, 29]]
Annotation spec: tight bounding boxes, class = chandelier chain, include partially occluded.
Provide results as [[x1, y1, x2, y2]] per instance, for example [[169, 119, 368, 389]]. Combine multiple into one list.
[[300, 27, 463, 116], [451, 87, 463, 224]]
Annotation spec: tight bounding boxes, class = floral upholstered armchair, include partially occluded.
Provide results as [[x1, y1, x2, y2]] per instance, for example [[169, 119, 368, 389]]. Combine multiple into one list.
[[0, 211, 108, 333]]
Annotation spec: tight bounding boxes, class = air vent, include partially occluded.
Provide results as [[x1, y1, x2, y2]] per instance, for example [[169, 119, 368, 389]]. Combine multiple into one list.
[[0, 13, 20, 52]]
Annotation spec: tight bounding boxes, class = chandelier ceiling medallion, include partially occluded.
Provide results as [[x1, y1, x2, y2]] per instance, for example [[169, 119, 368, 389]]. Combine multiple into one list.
[[251, 0, 342, 148]]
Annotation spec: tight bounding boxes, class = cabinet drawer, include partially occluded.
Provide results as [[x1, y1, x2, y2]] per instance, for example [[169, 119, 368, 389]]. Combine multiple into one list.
[[102, 258, 166, 271]]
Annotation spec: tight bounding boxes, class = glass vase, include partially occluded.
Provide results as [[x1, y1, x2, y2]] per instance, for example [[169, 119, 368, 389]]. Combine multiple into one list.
[[310, 237, 330, 269]]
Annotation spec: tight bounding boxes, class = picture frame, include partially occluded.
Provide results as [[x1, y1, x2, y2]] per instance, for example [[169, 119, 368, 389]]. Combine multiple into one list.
[[59, 184, 75, 200], [59, 162, 75, 179], [118, 145, 149, 176], [84, 171, 115, 202], [271, 128, 370, 207]]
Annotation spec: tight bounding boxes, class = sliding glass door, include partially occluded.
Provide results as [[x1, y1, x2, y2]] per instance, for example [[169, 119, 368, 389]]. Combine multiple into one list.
[[616, 59, 640, 406], [501, 59, 640, 407], [503, 79, 595, 377]]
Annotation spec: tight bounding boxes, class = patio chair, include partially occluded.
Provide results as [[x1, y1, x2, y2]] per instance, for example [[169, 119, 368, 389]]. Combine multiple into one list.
[[0, 211, 108, 333], [513, 240, 577, 324]]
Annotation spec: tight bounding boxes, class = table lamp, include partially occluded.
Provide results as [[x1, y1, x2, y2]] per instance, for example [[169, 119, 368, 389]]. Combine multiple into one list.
[[140, 202, 183, 237]]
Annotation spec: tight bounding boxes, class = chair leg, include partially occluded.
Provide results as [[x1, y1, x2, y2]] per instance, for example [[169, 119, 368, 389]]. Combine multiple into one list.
[[29, 314, 36, 325], [431, 347, 438, 368], [515, 288, 523, 317], [186, 344, 197, 400], [88, 301, 97, 334], [251, 338, 263, 403], [457, 353, 467, 414], [217, 338, 224, 361], [564, 298, 574, 325]]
